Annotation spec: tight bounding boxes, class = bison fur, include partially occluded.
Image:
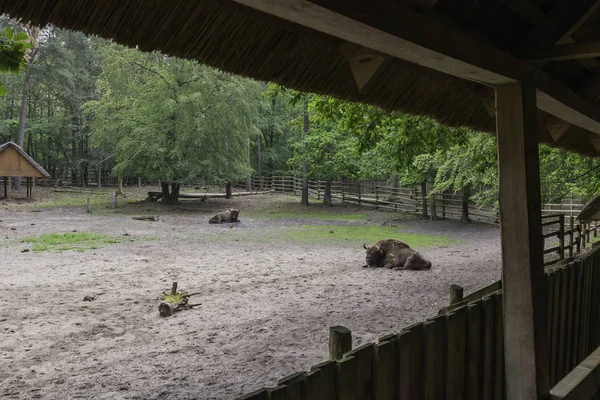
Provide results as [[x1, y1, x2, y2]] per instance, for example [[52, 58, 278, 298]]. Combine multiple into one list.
[[209, 209, 240, 224], [363, 239, 431, 270]]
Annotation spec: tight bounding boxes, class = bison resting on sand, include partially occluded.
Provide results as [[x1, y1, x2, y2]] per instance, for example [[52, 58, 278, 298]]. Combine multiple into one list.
[[209, 209, 240, 224], [363, 239, 432, 270]]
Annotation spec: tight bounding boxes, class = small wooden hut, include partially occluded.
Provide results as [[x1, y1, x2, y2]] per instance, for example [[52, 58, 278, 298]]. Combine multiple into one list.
[[0, 142, 50, 199]]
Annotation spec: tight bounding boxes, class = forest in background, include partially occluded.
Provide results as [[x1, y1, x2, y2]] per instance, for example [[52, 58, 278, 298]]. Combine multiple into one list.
[[1, 20, 600, 207]]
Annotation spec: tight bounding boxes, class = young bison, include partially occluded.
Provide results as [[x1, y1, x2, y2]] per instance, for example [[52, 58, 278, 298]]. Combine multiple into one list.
[[209, 209, 240, 224], [363, 239, 432, 270]]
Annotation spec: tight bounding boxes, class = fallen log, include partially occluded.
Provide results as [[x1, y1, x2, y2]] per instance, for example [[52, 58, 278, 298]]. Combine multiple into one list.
[[146, 190, 273, 202], [133, 215, 159, 221], [159, 282, 200, 317]]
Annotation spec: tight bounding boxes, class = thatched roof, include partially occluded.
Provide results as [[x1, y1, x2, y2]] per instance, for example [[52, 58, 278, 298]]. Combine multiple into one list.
[[578, 191, 600, 221], [0, 142, 51, 178], [2, 0, 600, 156]]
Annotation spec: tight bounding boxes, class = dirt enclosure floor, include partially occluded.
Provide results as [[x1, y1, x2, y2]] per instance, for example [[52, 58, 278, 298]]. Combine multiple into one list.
[[0, 188, 502, 399]]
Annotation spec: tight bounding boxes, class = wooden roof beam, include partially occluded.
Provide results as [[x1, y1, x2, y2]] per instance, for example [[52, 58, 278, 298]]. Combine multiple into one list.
[[232, 0, 600, 135], [527, 40, 600, 62], [512, 0, 594, 57], [510, 0, 599, 70]]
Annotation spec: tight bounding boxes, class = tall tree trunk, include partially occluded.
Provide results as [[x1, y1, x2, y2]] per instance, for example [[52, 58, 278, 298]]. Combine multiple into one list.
[[160, 182, 180, 205], [323, 179, 333, 206], [461, 185, 471, 224], [420, 180, 428, 218], [257, 132, 262, 187], [71, 114, 78, 186], [13, 66, 33, 190], [225, 182, 232, 199], [300, 101, 310, 206], [246, 137, 252, 191], [97, 161, 102, 188]]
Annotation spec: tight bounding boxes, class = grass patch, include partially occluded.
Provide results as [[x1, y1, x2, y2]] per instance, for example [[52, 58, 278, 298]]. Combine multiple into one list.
[[245, 209, 368, 222], [223, 224, 461, 247], [21, 232, 152, 252]]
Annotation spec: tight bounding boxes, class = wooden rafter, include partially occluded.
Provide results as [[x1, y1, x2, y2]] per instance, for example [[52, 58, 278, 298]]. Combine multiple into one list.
[[527, 40, 600, 62], [232, 0, 600, 135], [511, 0, 599, 71], [512, 0, 594, 57]]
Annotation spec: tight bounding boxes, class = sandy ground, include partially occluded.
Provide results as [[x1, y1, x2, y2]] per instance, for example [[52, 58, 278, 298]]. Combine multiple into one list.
[[0, 191, 502, 399]]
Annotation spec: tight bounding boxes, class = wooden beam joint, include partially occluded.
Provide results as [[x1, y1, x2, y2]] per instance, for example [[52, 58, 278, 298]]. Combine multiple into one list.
[[338, 42, 388, 93]]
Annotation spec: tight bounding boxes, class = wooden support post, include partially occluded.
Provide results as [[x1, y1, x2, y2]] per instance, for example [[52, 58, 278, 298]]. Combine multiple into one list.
[[582, 223, 586, 249], [496, 82, 549, 400], [375, 185, 379, 209], [559, 214, 565, 260], [31, 178, 35, 199], [586, 222, 591, 244], [449, 284, 464, 305], [6, 177, 11, 199], [87, 198, 91, 214], [569, 217, 574, 257], [329, 325, 352, 360], [576, 223, 581, 253], [358, 182, 361, 205], [3, 177, 6, 198], [595, 221, 598, 237], [111, 192, 117, 208]]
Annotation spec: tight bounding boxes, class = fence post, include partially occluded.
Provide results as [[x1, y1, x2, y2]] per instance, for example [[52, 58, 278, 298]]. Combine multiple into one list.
[[341, 181, 345, 203], [569, 217, 574, 257], [449, 284, 464, 305], [586, 221, 591, 244], [329, 326, 352, 360], [375, 185, 379, 209], [595, 221, 598, 238], [577, 223, 582, 252], [358, 182, 362, 205], [558, 214, 565, 261]]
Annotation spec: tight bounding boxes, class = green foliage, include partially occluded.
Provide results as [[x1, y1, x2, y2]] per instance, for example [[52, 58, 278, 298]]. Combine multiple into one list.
[[431, 132, 498, 206], [84, 45, 263, 187], [0, 27, 30, 95]]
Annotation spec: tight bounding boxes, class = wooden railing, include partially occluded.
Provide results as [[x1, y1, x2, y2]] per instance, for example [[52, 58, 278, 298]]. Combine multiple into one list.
[[550, 346, 600, 400], [236, 247, 600, 399]]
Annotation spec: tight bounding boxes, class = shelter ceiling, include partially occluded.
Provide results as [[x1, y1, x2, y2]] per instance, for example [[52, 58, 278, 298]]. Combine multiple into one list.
[[3, 0, 600, 156]]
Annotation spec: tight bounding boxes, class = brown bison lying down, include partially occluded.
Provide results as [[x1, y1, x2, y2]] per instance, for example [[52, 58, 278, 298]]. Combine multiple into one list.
[[209, 209, 240, 224], [363, 239, 432, 270]]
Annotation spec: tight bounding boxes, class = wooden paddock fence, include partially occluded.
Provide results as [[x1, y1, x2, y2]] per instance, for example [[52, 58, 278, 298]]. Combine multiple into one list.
[[237, 176, 586, 225], [237, 176, 597, 267], [237, 247, 600, 400]]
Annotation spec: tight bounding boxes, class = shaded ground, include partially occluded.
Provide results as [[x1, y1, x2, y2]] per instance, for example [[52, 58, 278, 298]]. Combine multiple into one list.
[[0, 188, 501, 399]]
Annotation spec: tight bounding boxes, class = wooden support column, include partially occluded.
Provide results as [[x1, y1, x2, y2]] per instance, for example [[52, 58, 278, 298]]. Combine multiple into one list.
[[496, 81, 550, 400]]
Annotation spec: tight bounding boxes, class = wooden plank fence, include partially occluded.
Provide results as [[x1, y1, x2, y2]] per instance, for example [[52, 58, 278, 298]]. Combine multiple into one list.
[[236, 247, 600, 399], [240, 176, 587, 226]]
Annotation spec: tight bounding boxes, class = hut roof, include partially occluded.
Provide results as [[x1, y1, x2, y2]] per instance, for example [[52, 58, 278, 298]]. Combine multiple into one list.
[[578, 191, 600, 221], [0, 142, 51, 178], [3, 0, 600, 156]]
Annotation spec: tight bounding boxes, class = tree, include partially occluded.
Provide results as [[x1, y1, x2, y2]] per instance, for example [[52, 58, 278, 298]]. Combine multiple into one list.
[[431, 133, 498, 223], [85, 45, 262, 204]]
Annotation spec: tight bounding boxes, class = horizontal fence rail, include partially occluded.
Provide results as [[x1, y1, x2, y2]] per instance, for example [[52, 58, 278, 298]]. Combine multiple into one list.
[[237, 247, 600, 399]]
